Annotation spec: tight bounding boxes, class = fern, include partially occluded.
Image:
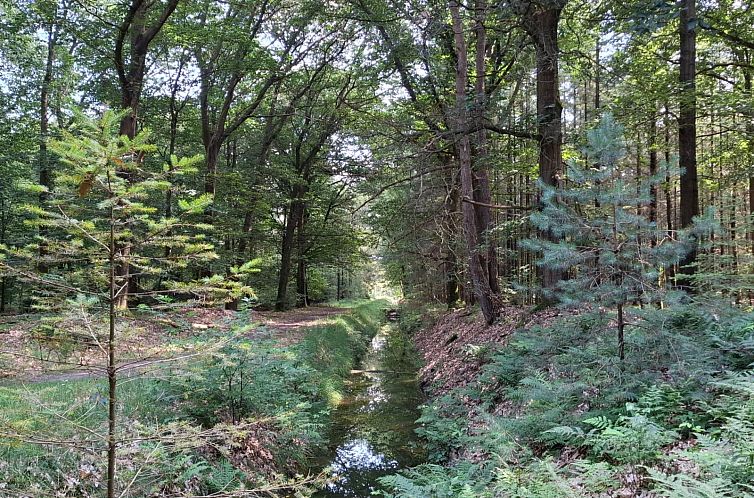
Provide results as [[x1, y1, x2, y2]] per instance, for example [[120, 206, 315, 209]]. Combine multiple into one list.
[[646, 468, 752, 498]]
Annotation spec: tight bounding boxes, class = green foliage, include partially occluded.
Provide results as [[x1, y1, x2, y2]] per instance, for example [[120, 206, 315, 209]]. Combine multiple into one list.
[[549, 411, 679, 464], [523, 114, 714, 359], [378, 461, 493, 498], [414, 395, 470, 462], [0, 301, 385, 496], [1, 110, 229, 310], [382, 302, 754, 497], [162, 301, 385, 467], [526, 112, 682, 305]]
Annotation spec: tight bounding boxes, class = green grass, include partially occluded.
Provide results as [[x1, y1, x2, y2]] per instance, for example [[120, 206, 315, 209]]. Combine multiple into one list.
[[0, 300, 389, 496], [0, 376, 172, 492]]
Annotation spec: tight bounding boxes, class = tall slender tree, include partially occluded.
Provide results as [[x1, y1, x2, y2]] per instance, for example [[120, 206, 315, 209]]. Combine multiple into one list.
[[678, 0, 699, 284]]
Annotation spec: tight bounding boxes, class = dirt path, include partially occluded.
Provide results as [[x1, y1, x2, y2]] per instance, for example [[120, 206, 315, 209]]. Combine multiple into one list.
[[249, 306, 347, 345], [2, 305, 348, 384]]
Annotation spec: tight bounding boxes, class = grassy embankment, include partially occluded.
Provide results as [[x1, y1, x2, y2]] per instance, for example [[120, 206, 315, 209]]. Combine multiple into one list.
[[0, 300, 387, 496]]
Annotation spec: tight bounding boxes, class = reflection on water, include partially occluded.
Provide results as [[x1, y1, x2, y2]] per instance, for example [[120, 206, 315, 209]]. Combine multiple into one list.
[[325, 439, 398, 495], [362, 382, 388, 409], [312, 324, 426, 497]]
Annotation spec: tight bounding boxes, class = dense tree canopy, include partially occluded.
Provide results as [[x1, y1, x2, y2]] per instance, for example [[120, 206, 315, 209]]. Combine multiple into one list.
[[2, 0, 754, 496]]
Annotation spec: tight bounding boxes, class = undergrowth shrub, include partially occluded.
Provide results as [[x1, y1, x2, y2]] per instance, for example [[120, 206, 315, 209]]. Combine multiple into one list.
[[414, 394, 470, 462], [163, 301, 386, 469], [0, 301, 385, 497], [380, 301, 754, 497]]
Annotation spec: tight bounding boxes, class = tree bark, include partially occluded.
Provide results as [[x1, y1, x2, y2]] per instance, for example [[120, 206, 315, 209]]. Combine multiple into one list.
[[106, 178, 118, 498], [37, 18, 59, 276], [450, 0, 496, 325], [296, 206, 308, 307], [743, 69, 754, 256], [664, 103, 674, 234], [0, 205, 6, 313], [617, 303, 625, 361], [39, 24, 55, 197], [678, 0, 699, 285], [649, 109, 658, 224], [113, 0, 179, 308], [204, 141, 221, 197], [444, 165, 460, 308], [276, 197, 303, 311], [336, 267, 342, 301], [472, 0, 499, 295], [525, 2, 567, 297]]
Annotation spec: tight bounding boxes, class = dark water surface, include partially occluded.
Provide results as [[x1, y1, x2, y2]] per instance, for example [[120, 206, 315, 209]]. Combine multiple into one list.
[[311, 324, 426, 497]]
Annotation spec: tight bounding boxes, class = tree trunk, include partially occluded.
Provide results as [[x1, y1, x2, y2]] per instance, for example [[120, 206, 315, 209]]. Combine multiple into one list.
[[649, 110, 658, 224], [594, 38, 600, 111], [39, 24, 55, 197], [204, 141, 221, 197], [450, 0, 495, 325], [617, 303, 625, 361], [36, 22, 57, 278], [0, 205, 6, 313], [743, 70, 754, 256], [107, 190, 118, 498], [296, 207, 308, 307], [443, 165, 460, 308], [237, 211, 253, 255], [336, 267, 342, 301], [678, 0, 699, 285], [113, 0, 179, 308], [528, 4, 566, 297], [276, 193, 304, 311], [472, 0, 499, 295]]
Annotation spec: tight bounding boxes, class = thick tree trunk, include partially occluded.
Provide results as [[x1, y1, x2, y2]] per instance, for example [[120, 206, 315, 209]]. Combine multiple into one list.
[[450, 0, 495, 325], [113, 0, 179, 308], [204, 141, 221, 197], [678, 0, 699, 285], [528, 4, 566, 297], [276, 193, 305, 311], [237, 211, 253, 255]]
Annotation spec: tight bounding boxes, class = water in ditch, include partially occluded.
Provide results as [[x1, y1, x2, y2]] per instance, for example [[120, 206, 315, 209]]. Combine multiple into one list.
[[311, 320, 426, 497]]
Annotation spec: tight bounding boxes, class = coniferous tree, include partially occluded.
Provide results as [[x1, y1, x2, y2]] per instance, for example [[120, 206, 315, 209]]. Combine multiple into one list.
[[525, 114, 710, 360], [0, 110, 251, 498]]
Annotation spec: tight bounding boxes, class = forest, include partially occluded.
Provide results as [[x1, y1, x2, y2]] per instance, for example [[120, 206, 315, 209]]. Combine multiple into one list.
[[1, 0, 754, 496]]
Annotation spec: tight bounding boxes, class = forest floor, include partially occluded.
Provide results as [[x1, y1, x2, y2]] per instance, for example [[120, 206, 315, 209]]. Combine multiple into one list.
[[0, 301, 386, 496], [388, 300, 754, 497], [415, 304, 564, 396], [250, 305, 347, 345], [0, 305, 347, 382]]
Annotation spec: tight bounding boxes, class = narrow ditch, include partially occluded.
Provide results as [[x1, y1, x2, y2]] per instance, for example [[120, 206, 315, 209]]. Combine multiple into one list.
[[311, 310, 426, 497]]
